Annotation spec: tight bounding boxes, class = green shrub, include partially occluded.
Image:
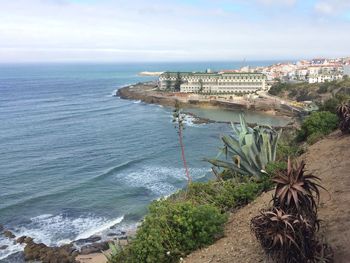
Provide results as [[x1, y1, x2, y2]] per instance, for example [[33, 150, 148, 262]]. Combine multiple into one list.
[[318, 97, 339, 113], [186, 180, 236, 211], [114, 200, 227, 263], [268, 82, 290, 96], [306, 132, 324, 145], [266, 161, 287, 176], [297, 111, 338, 142], [276, 141, 304, 160], [184, 177, 272, 211]]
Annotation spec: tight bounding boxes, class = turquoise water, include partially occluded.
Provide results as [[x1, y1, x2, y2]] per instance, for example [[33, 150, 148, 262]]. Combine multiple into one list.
[[186, 108, 290, 127], [0, 62, 280, 259]]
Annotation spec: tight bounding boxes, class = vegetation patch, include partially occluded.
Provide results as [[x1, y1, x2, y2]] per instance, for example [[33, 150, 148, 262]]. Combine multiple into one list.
[[106, 201, 227, 263], [297, 111, 338, 142]]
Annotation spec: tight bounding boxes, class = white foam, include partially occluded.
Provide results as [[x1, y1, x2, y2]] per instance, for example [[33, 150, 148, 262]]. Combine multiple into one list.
[[124, 166, 209, 196], [133, 100, 141, 104], [171, 113, 205, 128], [10, 214, 125, 248], [0, 236, 24, 260], [75, 216, 124, 240]]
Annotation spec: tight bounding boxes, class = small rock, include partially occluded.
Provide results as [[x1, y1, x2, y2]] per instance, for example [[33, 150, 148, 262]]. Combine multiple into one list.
[[119, 235, 128, 240], [0, 245, 8, 250], [80, 241, 109, 255], [16, 236, 27, 244], [3, 230, 15, 239], [24, 237, 33, 244], [107, 233, 118, 237], [75, 235, 101, 245], [0, 224, 4, 232]]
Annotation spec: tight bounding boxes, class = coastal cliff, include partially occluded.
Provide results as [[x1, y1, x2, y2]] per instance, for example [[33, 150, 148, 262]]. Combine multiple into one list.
[[116, 82, 299, 118]]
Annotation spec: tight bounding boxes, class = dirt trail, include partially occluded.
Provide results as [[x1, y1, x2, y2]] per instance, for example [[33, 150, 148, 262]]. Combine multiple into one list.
[[184, 131, 350, 263]]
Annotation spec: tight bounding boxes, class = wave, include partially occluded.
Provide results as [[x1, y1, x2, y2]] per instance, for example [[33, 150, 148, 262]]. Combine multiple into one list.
[[133, 100, 141, 104], [0, 157, 149, 213], [89, 157, 149, 183], [74, 216, 124, 241], [0, 236, 24, 260], [123, 166, 210, 196], [170, 113, 206, 128]]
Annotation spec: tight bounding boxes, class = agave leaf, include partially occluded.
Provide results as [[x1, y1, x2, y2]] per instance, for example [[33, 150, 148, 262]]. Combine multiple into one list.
[[206, 159, 250, 176]]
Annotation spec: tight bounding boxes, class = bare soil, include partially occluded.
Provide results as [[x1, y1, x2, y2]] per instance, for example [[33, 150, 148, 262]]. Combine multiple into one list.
[[184, 131, 350, 263]]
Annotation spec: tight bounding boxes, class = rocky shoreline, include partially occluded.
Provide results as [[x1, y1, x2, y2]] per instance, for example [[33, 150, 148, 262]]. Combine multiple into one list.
[[116, 82, 298, 128], [0, 224, 132, 263]]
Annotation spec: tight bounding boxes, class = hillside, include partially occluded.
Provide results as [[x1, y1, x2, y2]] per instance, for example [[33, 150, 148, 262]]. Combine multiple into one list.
[[184, 131, 350, 263], [268, 78, 350, 104]]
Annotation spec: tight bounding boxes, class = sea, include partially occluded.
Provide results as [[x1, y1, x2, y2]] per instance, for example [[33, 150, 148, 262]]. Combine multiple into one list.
[[0, 61, 289, 260]]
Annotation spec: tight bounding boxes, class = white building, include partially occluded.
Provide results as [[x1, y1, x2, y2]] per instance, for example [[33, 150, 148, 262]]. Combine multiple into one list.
[[308, 74, 343, 84], [307, 65, 343, 83], [344, 65, 350, 76], [159, 72, 267, 94]]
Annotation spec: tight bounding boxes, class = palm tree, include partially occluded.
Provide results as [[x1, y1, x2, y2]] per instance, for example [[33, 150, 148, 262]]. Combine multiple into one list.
[[173, 101, 191, 185]]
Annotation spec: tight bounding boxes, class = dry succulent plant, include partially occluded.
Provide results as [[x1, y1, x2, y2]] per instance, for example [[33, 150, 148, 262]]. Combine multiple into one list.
[[336, 103, 350, 134], [272, 158, 324, 216], [251, 158, 333, 263], [251, 208, 297, 250]]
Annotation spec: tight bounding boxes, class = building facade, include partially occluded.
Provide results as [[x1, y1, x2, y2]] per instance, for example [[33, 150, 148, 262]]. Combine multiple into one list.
[[158, 72, 267, 94]]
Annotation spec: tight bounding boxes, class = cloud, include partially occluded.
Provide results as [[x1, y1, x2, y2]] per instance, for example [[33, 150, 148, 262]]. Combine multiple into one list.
[[257, 0, 297, 6], [0, 0, 349, 62], [314, 0, 350, 15]]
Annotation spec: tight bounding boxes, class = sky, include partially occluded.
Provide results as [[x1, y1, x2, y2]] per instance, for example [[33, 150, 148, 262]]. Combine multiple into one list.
[[0, 0, 349, 62]]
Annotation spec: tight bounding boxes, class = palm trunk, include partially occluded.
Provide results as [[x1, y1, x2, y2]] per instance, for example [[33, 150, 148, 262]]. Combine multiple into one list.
[[178, 128, 191, 184]]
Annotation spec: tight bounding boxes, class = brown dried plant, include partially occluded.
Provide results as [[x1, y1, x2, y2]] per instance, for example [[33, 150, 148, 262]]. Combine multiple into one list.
[[251, 158, 333, 263]]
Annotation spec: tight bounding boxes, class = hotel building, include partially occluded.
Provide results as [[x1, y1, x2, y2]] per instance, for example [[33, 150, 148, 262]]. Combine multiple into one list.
[[158, 72, 267, 94]]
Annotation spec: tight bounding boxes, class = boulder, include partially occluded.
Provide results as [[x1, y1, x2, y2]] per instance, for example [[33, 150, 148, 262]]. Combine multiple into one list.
[[24, 236, 33, 244], [74, 235, 101, 245], [24, 239, 78, 263], [16, 236, 27, 244], [79, 241, 109, 255], [0, 245, 8, 250], [3, 230, 15, 239]]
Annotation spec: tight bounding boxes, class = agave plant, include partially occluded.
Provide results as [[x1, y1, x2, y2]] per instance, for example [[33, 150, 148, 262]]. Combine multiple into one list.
[[207, 115, 281, 179], [336, 102, 350, 134], [272, 158, 324, 216], [103, 241, 124, 263]]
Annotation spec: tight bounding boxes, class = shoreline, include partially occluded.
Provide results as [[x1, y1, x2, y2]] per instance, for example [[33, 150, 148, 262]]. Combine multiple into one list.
[[116, 81, 298, 128]]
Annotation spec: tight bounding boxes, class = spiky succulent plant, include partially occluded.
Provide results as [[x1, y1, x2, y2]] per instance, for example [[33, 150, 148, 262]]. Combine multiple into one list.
[[272, 158, 324, 215], [336, 102, 350, 134], [207, 115, 280, 179], [251, 158, 332, 263], [251, 208, 297, 251]]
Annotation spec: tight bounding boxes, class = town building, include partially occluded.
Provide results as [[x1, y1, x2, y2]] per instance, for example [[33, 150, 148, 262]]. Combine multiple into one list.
[[343, 65, 350, 76], [158, 72, 267, 94]]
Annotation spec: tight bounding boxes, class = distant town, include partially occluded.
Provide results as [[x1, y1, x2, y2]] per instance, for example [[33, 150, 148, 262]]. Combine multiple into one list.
[[149, 56, 350, 95]]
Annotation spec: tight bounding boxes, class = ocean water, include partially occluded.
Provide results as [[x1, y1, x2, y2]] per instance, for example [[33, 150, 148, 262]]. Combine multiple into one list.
[[0, 62, 283, 260]]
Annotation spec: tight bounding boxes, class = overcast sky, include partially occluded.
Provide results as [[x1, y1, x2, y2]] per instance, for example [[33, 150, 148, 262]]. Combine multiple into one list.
[[0, 0, 349, 62]]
